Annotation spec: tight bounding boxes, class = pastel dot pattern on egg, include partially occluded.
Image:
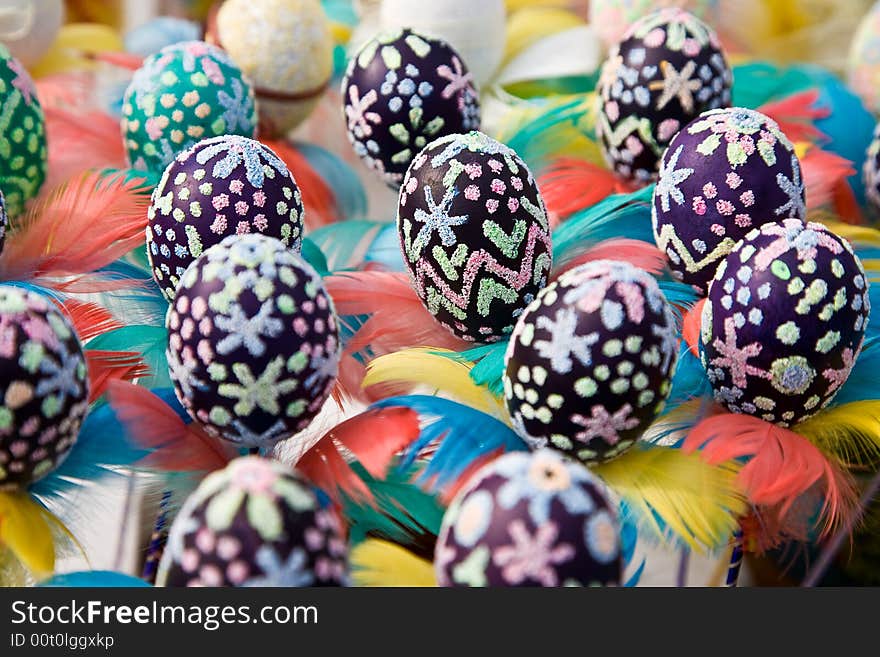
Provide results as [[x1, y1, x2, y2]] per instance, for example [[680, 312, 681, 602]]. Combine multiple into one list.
[[597, 7, 732, 183], [158, 456, 348, 587], [121, 40, 257, 174], [147, 135, 305, 301], [342, 28, 480, 187], [0, 286, 89, 488], [652, 107, 806, 293], [166, 234, 339, 449], [398, 131, 552, 342], [435, 449, 622, 587], [504, 260, 678, 464], [0, 44, 47, 217], [701, 219, 870, 426]]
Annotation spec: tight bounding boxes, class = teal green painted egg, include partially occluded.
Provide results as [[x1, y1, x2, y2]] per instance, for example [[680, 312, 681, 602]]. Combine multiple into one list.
[[121, 41, 258, 174], [0, 44, 47, 217]]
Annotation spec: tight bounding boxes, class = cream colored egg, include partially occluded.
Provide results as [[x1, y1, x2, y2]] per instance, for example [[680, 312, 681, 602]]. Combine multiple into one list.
[[0, 0, 64, 68]]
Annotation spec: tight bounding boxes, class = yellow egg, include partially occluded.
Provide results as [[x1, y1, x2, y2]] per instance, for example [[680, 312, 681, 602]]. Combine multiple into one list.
[[29, 22, 124, 78]]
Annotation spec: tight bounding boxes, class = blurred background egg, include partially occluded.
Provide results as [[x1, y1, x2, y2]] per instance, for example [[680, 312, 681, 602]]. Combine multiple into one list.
[[435, 449, 622, 587], [846, 0, 880, 114], [589, 0, 718, 49], [596, 8, 732, 184], [652, 107, 805, 293], [166, 234, 339, 449], [147, 135, 305, 301], [124, 15, 203, 57], [158, 456, 348, 586], [701, 219, 870, 426], [397, 130, 551, 342], [863, 122, 880, 215], [504, 260, 678, 464], [0, 0, 64, 69]]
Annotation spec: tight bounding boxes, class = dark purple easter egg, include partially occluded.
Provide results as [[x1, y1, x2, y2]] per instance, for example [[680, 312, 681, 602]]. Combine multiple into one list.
[[701, 219, 870, 426], [435, 449, 622, 587], [147, 134, 305, 301], [398, 131, 552, 342], [157, 456, 348, 587], [0, 286, 89, 487], [597, 7, 732, 184], [342, 28, 481, 188], [653, 107, 806, 293], [503, 260, 678, 464], [863, 122, 880, 214], [166, 234, 339, 449]]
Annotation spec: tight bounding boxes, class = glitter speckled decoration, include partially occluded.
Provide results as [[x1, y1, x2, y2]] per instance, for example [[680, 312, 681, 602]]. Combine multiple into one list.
[[0, 44, 47, 217], [0, 190, 7, 255], [504, 261, 678, 464], [147, 135, 305, 301], [121, 40, 258, 175], [0, 286, 89, 488], [435, 450, 622, 587], [653, 107, 806, 293], [157, 456, 348, 587], [167, 234, 339, 449], [398, 131, 551, 342], [701, 219, 871, 426], [597, 8, 732, 183], [342, 28, 481, 188]]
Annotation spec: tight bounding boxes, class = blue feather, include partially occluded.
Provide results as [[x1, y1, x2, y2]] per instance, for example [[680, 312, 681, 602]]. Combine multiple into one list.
[[2, 280, 65, 302], [619, 509, 646, 587], [85, 325, 171, 389], [371, 395, 529, 491], [829, 337, 880, 406], [39, 571, 151, 587], [364, 222, 406, 272], [301, 236, 330, 277], [294, 141, 368, 221], [666, 343, 711, 410]]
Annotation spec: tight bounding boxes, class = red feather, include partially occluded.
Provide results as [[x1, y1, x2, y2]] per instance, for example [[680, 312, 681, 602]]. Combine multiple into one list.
[[106, 380, 235, 472], [757, 90, 830, 144], [297, 441, 372, 504], [262, 139, 339, 229], [86, 51, 145, 71], [682, 298, 705, 358], [85, 350, 150, 403], [60, 299, 122, 342], [538, 158, 635, 225], [0, 172, 150, 291], [43, 107, 127, 190], [800, 147, 862, 224], [683, 412, 858, 543], [551, 238, 667, 280]]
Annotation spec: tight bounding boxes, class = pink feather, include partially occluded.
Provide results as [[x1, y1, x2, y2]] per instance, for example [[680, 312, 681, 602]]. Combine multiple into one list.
[[757, 90, 830, 144], [682, 298, 705, 358], [800, 147, 862, 224], [551, 238, 667, 280], [538, 158, 635, 225], [43, 107, 127, 189]]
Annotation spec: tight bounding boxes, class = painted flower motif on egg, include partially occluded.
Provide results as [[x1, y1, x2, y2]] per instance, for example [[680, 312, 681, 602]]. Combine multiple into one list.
[[653, 107, 806, 293], [504, 260, 678, 464], [701, 219, 870, 426], [0, 286, 89, 488], [0, 44, 47, 217], [435, 449, 622, 587], [166, 234, 339, 449], [147, 135, 305, 301], [342, 28, 481, 187], [157, 456, 348, 587], [597, 8, 732, 183], [121, 40, 258, 174], [398, 131, 552, 342]]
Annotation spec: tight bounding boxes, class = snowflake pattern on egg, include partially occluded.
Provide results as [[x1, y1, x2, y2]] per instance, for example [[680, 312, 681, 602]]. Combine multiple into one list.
[[157, 456, 348, 587], [435, 450, 622, 587], [398, 131, 552, 342], [166, 234, 339, 449], [701, 219, 871, 426], [342, 28, 481, 187], [121, 41, 258, 174], [0, 286, 89, 488], [653, 107, 806, 293], [0, 44, 47, 217], [597, 8, 732, 183], [504, 260, 678, 464], [147, 135, 305, 301]]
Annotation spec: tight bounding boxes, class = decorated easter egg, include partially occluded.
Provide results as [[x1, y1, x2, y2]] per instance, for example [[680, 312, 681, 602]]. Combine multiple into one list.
[[863, 122, 880, 214], [158, 456, 348, 587], [435, 449, 622, 587], [0, 44, 47, 217], [0, 286, 89, 488], [0, 0, 64, 68], [0, 190, 7, 255], [848, 2, 880, 116], [124, 16, 203, 57], [701, 219, 870, 426], [504, 260, 678, 464], [167, 234, 339, 449], [342, 28, 481, 187], [121, 41, 258, 175], [398, 131, 551, 342], [653, 107, 806, 293], [589, 0, 718, 47], [147, 135, 305, 301], [596, 8, 732, 183], [208, 0, 334, 139]]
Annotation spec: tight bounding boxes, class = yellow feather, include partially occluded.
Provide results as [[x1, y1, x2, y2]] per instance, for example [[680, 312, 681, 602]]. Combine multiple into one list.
[[0, 491, 55, 577], [795, 401, 880, 468], [593, 446, 746, 553], [351, 539, 437, 587], [364, 348, 508, 421], [504, 7, 584, 63]]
